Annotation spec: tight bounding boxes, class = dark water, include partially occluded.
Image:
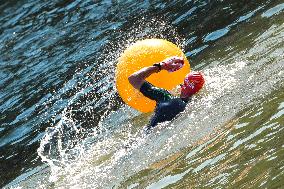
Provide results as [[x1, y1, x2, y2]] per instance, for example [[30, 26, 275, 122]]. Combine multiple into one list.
[[0, 0, 283, 188]]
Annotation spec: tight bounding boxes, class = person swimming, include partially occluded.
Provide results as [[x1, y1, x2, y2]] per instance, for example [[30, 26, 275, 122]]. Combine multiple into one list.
[[128, 56, 205, 131]]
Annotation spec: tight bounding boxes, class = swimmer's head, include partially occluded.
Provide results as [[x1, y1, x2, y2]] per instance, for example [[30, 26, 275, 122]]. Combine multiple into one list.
[[180, 72, 205, 98]]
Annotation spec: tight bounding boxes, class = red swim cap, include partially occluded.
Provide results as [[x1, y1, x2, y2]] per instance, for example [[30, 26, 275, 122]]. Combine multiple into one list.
[[181, 72, 205, 97]]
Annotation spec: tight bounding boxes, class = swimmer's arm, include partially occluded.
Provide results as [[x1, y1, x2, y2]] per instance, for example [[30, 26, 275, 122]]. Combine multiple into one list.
[[128, 56, 183, 89], [128, 66, 161, 90]]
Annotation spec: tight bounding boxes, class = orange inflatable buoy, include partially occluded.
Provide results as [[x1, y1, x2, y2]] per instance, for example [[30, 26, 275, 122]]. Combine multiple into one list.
[[115, 39, 190, 113]]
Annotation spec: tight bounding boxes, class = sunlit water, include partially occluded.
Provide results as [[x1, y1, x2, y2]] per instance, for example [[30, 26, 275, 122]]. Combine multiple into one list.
[[1, 0, 283, 188]]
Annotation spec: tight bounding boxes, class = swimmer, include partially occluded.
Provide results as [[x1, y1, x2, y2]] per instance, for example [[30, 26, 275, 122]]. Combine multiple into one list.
[[128, 56, 205, 131]]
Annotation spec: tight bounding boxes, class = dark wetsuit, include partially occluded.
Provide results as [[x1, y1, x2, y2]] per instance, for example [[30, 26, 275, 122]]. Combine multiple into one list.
[[140, 81, 189, 128]]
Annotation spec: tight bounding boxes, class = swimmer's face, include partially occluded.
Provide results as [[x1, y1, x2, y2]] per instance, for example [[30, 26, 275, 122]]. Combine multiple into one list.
[[179, 84, 188, 98]]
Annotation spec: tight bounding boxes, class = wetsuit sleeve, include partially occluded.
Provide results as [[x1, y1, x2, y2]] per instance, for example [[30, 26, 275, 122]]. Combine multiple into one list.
[[140, 81, 172, 102]]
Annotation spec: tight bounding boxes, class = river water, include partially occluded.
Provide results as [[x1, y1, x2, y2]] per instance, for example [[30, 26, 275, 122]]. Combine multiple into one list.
[[1, 0, 284, 188]]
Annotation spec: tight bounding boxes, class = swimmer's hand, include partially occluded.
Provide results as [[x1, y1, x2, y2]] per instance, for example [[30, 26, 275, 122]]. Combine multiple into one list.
[[161, 56, 184, 72]]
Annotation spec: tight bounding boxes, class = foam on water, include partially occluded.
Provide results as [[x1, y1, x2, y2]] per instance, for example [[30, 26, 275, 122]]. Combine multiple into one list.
[[37, 56, 283, 188]]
